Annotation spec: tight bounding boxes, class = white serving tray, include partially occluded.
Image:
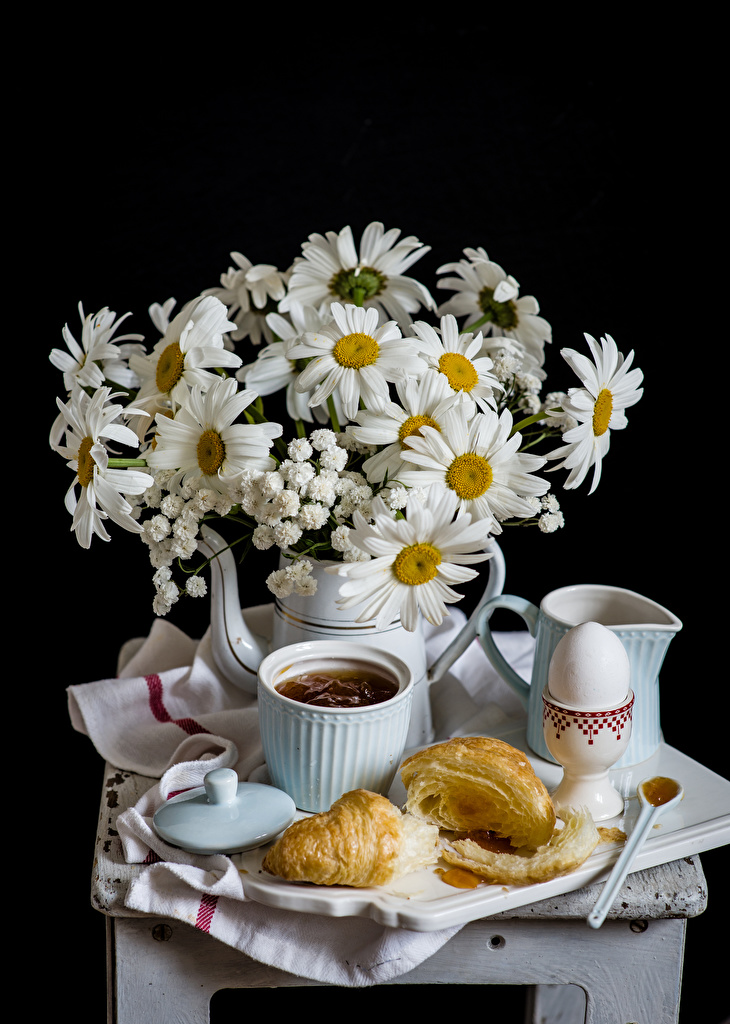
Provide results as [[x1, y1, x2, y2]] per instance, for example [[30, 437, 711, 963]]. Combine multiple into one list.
[[236, 722, 730, 932]]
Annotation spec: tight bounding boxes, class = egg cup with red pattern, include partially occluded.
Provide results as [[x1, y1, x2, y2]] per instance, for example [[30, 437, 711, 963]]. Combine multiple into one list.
[[542, 685, 634, 821]]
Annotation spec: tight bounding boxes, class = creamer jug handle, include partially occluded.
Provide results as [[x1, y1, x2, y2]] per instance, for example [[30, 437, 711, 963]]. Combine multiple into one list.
[[475, 595, 540, 709]]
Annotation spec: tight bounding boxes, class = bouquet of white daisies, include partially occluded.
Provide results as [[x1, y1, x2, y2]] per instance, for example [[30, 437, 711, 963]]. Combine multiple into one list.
[[49, 222, 644, 629]]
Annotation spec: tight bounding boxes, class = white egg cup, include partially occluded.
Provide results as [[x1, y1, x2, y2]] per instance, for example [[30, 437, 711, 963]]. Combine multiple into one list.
[[542, 685, 634, 821]]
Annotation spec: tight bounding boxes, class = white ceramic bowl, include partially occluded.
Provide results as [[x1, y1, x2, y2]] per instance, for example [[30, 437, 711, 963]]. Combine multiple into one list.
[[257, 641, 414, 812]]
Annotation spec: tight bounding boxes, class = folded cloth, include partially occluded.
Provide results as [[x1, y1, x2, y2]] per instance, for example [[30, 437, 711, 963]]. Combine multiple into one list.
[[68, 607, 533, 987]]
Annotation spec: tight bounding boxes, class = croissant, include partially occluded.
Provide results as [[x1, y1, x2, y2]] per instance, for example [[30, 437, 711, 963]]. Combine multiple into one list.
[[400, 736, 557, 849], [440, 806, 600, 885], [261, 789, 439, 887]]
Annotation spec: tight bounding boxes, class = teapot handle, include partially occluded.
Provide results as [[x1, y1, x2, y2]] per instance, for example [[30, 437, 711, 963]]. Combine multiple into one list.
[[427, 539, 506, 685], [473, 595, 540, 709]]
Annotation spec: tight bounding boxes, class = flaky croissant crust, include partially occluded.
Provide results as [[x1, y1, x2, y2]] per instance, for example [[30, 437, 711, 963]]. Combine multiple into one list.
[[400, 736, 557, 849], [262, 789, 438, 888], [440, 806, 600, 885]]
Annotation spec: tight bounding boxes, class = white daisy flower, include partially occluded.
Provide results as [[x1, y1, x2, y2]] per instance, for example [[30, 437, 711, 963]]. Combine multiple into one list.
[[238, 302, 344, 425], [50, 302, 145, 393], [349, 371, 459, 485], [545, 334, 644, 494], [288, 302, 426, 423], [203, 252, 288, 346], [398, 403, 549, 534], [436, 248, 552, 368], [327, 486, 494, 632], [130, 295, 242, 416], [409, 314, 502, 414], [52, 387, 154, 548], [145, 376, 282, 496], [279, 221, 436, 326]]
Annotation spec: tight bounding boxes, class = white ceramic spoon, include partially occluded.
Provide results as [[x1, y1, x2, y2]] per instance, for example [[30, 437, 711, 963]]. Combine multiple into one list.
[[588, 776, 684, 929]]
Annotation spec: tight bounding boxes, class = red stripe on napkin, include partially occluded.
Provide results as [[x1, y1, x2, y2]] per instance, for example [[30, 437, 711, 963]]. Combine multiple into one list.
[[195, 893, 218, 932], [145, 674, 210, 735]]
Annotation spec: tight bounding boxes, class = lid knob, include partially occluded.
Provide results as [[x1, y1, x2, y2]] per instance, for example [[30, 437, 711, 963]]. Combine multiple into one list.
[[204, 767, 239, 804]]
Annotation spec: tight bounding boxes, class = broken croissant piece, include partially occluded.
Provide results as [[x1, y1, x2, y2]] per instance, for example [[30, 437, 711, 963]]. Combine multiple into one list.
[[400, 736, 557, 848], [261, 789, 439, 887], [440, 806, 600, 885], [401, 736, 600, 885]]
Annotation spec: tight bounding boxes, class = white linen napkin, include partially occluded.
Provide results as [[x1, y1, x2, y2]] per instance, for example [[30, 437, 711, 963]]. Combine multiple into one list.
[[67, 607, 533, 987]]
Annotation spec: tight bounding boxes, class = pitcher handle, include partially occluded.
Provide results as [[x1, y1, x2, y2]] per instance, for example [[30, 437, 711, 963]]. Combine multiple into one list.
[[474, 595, 540, 710], [427, 539, 506, 685]]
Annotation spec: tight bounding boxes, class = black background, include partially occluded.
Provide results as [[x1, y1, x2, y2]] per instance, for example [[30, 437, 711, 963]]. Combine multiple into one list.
[[34, 19, 723, 1023]]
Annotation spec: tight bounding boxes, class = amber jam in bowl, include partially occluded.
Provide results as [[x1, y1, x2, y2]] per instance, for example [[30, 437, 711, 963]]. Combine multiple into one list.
[[258, 641, 414, 812]]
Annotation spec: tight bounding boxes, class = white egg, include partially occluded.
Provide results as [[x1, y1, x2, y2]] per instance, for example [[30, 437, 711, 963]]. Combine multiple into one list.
[[548, 621, 630, 709]]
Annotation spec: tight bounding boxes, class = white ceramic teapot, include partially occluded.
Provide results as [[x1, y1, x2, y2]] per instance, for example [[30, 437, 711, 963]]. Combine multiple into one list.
[[199, 525, 506, 747]]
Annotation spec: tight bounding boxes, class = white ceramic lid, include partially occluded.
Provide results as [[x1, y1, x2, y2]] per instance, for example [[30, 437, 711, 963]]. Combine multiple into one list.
[[153, 767, 296, 855]]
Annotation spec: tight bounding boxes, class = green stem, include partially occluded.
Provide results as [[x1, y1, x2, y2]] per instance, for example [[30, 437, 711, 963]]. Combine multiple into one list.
[[462, 312, 492, 333], [327, 395, 341, 433], [108, 458, 149, 468]]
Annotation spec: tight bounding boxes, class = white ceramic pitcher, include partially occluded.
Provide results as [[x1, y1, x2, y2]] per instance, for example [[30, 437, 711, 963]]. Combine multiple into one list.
[[199, 525, 506, 747], [476, 584, 682, 767]]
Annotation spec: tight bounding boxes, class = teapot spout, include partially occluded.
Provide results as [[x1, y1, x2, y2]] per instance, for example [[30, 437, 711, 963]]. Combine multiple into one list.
[[198, 525, 267, 695]]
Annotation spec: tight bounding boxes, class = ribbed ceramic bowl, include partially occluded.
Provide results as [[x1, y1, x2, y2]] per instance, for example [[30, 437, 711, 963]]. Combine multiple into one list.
[[257, 641, 414, 812]]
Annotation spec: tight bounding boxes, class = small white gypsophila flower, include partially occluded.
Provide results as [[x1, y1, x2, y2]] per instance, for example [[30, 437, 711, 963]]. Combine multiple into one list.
[[213, 496, 235, 516], [266, 568, 293, 598], [186, 575, 208, 597], [252, 524, 276, 550], [172, 515, 199, 540], [160, 494, 186, 519], [342, 546, 372, 562], [171, 535, 199, 560], [294, 575, 318, 596], [490, 352, 524, 381], [286, 559, 314, 582], [273, 489, 301, 518], [515, 372, 543, 394], [541, 493, 561, 512], [319, 445, 349, 472], [518, 392, 542, 415], [279, 459, 316, 489], [309, 428, 338, 450], [145, 515, 171, 543], [147, 539, 175, 568], [288, 437, 313, 462], [154, 574, 179, 602], [539, 511, 565, 533], [330, 524, 353, 551], [274, 519, 304, 548], [143, 483, 163, 508], [259, 470, 285, 498], [153, 566, 173, 586], [303, 475, 336, 505], [384, 486, 410, 510], [298, 502, 330, 530], [153, 594, 173, 616]]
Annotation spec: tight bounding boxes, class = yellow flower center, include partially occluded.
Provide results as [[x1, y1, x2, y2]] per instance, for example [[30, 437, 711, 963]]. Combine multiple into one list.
[[197, 429, 226, 475], [393, 542, 442, 586], [156, 341, 185, 394], [438, 351, 479, 393], [445, 453, 493, 499], [398, 414, 441, 448], [332, 332, 380, 369], [77, 436, 96, 488], [592, 389, 613, 436]]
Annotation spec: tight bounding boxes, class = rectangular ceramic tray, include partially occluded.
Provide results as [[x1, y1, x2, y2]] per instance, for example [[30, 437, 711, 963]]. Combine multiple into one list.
[[235, 723, 730, 932]]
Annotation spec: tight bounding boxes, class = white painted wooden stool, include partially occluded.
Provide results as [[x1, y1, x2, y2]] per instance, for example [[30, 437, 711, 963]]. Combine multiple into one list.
[[93, 765, 706, 1024]]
